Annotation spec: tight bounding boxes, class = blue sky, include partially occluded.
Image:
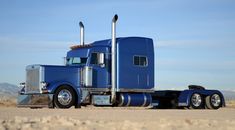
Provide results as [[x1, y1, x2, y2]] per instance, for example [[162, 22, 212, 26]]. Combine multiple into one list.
[[0, 0, 235, 90]]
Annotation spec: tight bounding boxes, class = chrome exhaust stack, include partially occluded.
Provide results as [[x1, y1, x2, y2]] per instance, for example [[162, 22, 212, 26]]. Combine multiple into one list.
[[111, 14, 118, 104], [79, 21, 85, 45]]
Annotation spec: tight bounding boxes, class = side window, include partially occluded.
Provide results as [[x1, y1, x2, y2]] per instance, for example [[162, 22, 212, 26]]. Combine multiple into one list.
[[134, 56, 139, 65], [91, 53, 98, 64], [90, 52, 105, 67], [133, 56, 148, 67], [140, 57, 147, 66]]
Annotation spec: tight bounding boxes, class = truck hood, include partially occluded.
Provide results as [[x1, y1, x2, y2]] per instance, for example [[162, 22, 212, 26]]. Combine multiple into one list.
[[25, 64, 82, 94], [42, 65, 82, 87]]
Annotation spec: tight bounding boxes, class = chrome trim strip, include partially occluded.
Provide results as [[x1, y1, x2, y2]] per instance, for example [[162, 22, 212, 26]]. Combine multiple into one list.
[[81, 88, 155, 93], [118, 93, 124, 107], [151, 102, 159, 106], [126, 94, 131, 107], [142, 93, 147, 107], [178, 102, 188, 106], [118, 88, 154, 93], [117, 43, 120, 92], [81, 87, 110, 92]]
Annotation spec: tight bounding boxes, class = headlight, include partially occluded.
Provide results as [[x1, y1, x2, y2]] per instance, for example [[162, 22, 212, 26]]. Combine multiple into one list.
[[19, 82, 25, 94], [19, 82, 25, 88], [41, 81, 48, 90]]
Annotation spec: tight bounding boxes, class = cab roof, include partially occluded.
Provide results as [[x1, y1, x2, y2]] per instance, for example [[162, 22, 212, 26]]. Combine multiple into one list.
[[70, 37, 152, 50]]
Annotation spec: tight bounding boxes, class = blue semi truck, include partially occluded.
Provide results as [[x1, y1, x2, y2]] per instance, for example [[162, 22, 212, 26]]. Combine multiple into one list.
[[18, 15, 225, 109]]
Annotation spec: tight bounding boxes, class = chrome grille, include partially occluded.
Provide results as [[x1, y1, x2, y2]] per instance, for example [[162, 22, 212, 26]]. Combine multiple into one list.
[[26, 65, 41, 93]]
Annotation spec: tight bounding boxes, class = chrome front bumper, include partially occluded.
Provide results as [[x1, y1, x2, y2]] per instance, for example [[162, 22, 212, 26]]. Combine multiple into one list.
[[17, 93, 54, 108]]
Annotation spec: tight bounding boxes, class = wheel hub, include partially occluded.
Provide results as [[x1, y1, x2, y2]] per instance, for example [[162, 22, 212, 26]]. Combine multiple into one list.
[[191, 93, 202, 107], [211, 94, 221, 107], [57, 89, 72, 106]]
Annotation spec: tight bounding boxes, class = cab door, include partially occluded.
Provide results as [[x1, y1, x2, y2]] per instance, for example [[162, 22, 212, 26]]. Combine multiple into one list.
[[89, 47, 110, 89]]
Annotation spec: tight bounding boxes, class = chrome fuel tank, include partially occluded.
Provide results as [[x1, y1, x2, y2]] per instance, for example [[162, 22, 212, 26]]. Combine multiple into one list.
[[118, 93, 152, 107]]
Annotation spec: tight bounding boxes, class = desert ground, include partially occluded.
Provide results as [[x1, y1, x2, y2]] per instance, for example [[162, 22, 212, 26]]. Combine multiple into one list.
[[0, 100, 235, 130]]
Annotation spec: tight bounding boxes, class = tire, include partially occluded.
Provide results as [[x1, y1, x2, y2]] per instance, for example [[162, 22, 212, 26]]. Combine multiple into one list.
[[54, 85, 76, 109], [170, 99, 178, 109], [189, 93, 204, 109], [205, 93, 222, 109]]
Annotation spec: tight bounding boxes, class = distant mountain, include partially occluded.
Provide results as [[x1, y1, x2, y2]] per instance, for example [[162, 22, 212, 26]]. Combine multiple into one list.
[[0, 83, 19, 100], [221, 90, 235, 101]]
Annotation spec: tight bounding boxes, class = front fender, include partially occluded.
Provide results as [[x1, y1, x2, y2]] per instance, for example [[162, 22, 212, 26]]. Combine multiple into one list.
[[46, 81, 81, 106], [47, 81, 79, 93]]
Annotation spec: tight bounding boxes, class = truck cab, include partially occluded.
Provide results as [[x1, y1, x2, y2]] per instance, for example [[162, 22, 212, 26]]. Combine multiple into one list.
[[17, 36, 154, 108]]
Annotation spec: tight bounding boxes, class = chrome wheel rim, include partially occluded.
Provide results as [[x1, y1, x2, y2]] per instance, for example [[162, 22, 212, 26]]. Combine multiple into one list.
[[57, 89, 72, 106], [191, 93, 202, 107], [211, 94, 221, 107]]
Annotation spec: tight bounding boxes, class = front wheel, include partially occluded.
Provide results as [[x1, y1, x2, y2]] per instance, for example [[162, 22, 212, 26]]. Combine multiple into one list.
[[54, 85, 76, 108], [205, 93, 222, 109]]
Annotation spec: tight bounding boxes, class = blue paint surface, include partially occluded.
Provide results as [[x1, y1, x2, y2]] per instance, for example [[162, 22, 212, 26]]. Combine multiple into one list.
[[42, 65, 81, 92], [117, 37, 154, 90]]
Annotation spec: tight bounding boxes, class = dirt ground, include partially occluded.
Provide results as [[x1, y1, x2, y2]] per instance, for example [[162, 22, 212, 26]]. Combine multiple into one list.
[[0, 106, 235, 130]]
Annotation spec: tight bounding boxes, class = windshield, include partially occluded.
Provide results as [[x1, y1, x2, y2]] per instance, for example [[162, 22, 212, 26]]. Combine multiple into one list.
[[66, 57, 87, 65]]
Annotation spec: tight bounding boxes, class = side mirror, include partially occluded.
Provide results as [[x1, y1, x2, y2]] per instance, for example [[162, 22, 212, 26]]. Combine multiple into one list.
[[98, 53, 105, 67]]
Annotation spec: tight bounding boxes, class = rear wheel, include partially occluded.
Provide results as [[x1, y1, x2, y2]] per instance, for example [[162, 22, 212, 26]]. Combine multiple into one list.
[[189, 93, 203, 109], [54, 85, 76, 108], [205, 93, 222, 109]]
